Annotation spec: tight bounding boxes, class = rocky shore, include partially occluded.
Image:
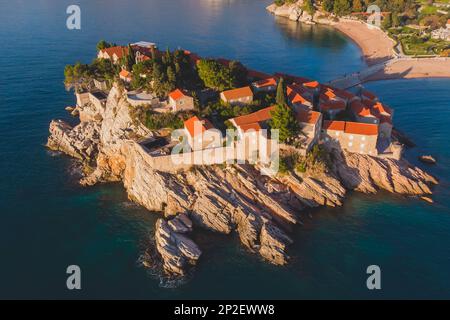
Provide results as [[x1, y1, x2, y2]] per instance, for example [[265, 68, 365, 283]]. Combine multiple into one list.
[[47, 85, 438, 277]]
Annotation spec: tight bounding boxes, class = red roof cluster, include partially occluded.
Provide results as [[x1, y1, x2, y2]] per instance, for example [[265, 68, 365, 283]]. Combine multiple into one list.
[[100, 46, 129, 59]]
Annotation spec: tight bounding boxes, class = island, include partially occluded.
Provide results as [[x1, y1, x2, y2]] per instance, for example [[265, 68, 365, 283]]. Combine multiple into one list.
[[47, 40, 438, 278]]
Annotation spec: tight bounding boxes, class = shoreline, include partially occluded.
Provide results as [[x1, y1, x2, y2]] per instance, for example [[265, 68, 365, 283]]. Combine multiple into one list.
[[266, 4, 450, 81], [333, 19, 396, 66]]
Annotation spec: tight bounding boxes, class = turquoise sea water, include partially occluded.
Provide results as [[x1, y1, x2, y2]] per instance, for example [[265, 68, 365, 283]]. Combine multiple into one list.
[[0, 0, 449, 299]]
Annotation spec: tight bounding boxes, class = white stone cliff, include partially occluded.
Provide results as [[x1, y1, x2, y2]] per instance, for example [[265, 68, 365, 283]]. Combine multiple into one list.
[[47, 85, 438, 276]]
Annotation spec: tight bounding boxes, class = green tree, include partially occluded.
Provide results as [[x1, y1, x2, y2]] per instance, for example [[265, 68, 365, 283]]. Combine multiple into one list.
[[275, 77, 287, 106], [123, 44, 135, 70], [96, 40, 111, 51], [303, 0, 315, 15], [333, 0, 352, 16], [270, 104, 299, 143], [382, 13, 392, 29], [167, 66, 176, 86], [197, 59, 232, 91], [322, 0, 334, 12], [229, 61, 247, 88], [352, 0, 365, 13], [392, 11, 401, 27]]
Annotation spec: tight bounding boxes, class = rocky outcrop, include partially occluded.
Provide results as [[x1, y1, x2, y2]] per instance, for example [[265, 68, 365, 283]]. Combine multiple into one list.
[[47, 85, 438, 277], [47, 120, 100, 161], [266, 1, 335, 25], [155, 216, 201, 276], [332, 150, 438, 195]]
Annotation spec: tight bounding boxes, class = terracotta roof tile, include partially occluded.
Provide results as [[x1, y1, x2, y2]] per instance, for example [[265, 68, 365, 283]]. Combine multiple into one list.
[[101, 46, 129, 59], [296, 110, 321, 125], [253, 77, 277, 88], [169, 89, 187, 100], [323, 120, 346, 131], [221, 86, 253, 101], [231, 106, 276, 127], [304, 81, 320, 89], [344, 122, 378, 136], [184, 116, 215, 138]]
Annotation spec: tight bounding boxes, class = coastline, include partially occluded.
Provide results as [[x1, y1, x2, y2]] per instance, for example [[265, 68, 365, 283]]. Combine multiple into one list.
[[333, 19, 395, 66], [266, 3, 450, 81]]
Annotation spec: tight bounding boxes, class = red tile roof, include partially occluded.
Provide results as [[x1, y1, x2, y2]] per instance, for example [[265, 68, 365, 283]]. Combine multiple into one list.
[[231, 106, 276, 127], [253, 77, 277, 88], [304, 81, 320, 89], [324, 89, 337, 100], [351, 100, 377, 118], [119, 69, 132, 79], [169, 89, 187, 101], [296, 110, 321, 125], [221, 86, 253, 101], [323, 120, 346, 131], [101, 46, 129, 59], [344, 122, 378, 136], [184, 116, 215, 138], [287, 85, 309, 105], [372, 102, 392, 116], [239, 122, 263, 133]]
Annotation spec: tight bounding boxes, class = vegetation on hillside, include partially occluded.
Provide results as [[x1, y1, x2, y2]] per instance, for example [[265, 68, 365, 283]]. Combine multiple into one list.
[[196, 59, 247, 91]]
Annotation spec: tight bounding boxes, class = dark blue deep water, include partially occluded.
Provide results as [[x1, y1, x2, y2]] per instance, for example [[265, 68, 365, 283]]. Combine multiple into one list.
[[0, 0, 449, 299]]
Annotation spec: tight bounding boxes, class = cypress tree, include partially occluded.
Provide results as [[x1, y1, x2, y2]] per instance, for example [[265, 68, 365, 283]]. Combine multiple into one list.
[[276, 77, 287, 106]]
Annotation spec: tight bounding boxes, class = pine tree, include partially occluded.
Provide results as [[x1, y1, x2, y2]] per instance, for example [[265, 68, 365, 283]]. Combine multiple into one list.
[[167, 66, 176, 85], [270, 104, 300, 143]]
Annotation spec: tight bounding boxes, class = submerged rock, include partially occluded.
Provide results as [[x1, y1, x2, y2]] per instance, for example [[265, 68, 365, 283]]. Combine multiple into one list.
[[419, 155, 437, 165]]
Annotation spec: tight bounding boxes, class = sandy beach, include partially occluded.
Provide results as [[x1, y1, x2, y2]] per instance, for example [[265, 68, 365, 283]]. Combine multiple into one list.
[[334, 19, 396, 66], [366, 58, 450, 81]]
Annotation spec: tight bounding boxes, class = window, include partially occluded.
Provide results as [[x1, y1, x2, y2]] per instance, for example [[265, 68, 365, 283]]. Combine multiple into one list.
[[349, 135, 354, 140], [360, 144, 365, 149], [348, 142, 353, 147], [335, 132, 340, 137], [362, 136, 366, 141]]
